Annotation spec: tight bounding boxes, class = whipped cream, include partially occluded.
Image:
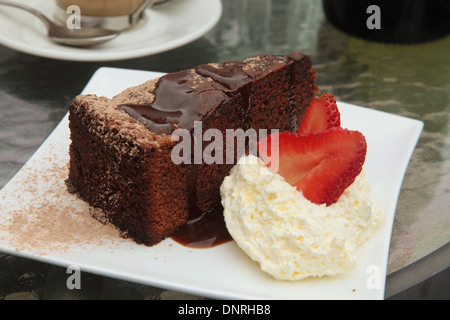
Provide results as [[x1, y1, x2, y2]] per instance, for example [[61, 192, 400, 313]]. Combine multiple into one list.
[[220, 155, 384, 281]]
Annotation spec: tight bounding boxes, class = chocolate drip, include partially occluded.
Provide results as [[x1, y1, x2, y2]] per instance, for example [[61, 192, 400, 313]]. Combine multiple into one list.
[[118, 70, 200, 134], [119, 56, 302, 135], [119, 62, 258, 136], [117, 104, 181, 135], [195, 62, 252, 91]]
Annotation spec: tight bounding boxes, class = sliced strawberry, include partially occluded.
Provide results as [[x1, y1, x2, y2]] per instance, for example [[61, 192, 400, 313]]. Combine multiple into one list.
[[257, 127, 366, 206], [298, 93, 341, 134]]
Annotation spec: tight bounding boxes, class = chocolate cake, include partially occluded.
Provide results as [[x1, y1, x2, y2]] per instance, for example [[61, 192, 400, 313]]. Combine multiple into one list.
[[66, 52, 318, 246]]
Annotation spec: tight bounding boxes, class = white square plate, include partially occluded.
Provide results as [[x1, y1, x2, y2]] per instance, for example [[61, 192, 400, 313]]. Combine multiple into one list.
[[0, 67, 423, 300]]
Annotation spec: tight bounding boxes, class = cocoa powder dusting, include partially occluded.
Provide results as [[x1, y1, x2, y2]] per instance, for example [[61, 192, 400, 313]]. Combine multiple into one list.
[[0, 132, 126, 256]]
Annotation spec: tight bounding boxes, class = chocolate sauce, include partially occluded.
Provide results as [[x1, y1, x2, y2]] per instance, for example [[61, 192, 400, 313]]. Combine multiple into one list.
[[117, 104, 181, 134], [118, 69, 201, 134], [118, 57, 300, 135], [171, 205, 232, 248], [118, 62, 260, 135], [170, 63, 255, 249], [195, 62, 252, 91]]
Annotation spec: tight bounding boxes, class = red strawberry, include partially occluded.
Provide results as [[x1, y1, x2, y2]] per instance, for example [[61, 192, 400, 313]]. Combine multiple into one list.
[[257, 127, 366, 206], [298, 93, 340, 134]]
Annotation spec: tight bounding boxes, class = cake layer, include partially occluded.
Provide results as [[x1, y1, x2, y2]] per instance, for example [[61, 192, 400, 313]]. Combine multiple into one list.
[[67, 52, 318, 245]]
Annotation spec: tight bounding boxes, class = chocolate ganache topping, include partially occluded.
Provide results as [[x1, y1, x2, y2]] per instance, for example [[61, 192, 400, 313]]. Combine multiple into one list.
[[118, 69, 196, 135], [117, 55, 300, 135]]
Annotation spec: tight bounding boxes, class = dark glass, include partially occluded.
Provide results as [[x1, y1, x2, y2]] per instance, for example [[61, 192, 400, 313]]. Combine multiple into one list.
[[322, 0, 450, 43]]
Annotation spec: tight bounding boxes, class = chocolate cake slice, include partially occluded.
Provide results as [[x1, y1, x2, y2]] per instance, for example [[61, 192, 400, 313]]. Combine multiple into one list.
[[66, 52, 318, 246]]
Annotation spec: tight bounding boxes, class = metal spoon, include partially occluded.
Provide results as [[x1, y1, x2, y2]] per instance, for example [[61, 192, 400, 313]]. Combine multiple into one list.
[[0, 1, 120, 47]]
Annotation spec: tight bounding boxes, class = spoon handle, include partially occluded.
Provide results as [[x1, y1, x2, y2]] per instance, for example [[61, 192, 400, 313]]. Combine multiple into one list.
[[0, 1, 52, 29], [129, 0, 156, 25]]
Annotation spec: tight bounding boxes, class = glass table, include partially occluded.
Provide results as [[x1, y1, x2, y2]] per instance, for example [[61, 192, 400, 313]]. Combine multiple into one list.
[[0, 0, 448, 300]]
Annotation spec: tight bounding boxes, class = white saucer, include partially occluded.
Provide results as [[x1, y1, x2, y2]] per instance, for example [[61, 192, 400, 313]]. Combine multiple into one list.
[[0, 0, 222, 61]]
